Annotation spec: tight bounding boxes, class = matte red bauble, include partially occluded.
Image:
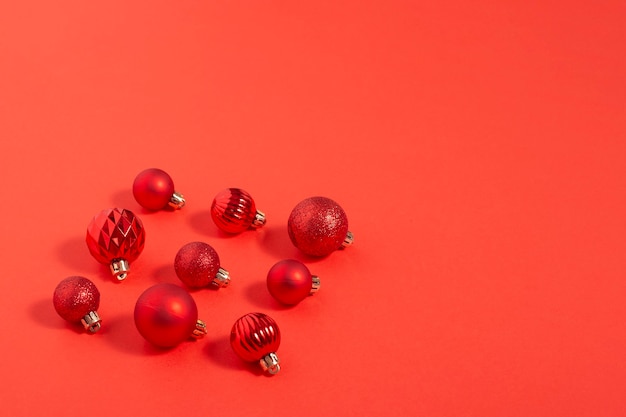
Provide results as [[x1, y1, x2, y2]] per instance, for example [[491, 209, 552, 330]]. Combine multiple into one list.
[[133, 168, 185, 211], [287, 196, 353, 257], [211, 188, 266, 234], [230, 312, 281, 374], [174, 241, 230, 288], [134, 283, 206, 348], [52, 276, 101, 333], [267, 259, 319, 305], [86, 208, 145, 281]]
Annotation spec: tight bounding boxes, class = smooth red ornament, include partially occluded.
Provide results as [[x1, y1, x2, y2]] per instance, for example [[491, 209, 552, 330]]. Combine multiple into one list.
[[133, 168, 185, 211], [86, 208, 146, 281], [52, 276, 101, 333], [230, 312, 281, 374], [174, 241, 230, 288], [287, 196, 353, 257], [134, 283, 206, 348], [211, 188, 266, 234], [267, 259, 320, 305]]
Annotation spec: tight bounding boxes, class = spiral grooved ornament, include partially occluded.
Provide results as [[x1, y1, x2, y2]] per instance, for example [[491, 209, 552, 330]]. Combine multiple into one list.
[[288, 196, 353, 257], [52, 276, 102, 333], [211, 188, 266, 234], [230, 312, 281, 374], [86, 208, 145, 281], [133, 168, 185, 210]]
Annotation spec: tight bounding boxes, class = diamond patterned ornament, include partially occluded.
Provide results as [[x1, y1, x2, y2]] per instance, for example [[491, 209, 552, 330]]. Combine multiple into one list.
[[86, 208, 146, 281]]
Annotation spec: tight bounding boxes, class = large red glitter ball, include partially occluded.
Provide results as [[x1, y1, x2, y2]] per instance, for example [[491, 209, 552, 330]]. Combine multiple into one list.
[[230, 312, 281, 362], [211, 188, 262, 234], [134, 283, 199, 348], [287, 196, 349, 257], [53, 276, 100, 323], [132, 168, 176, 211], [86, 208, 146, 264], [267, 259, 314, 305], [174, 241, 221, 288]]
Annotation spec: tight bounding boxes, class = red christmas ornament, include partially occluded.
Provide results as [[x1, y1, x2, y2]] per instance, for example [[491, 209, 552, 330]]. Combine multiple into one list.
[[133, 168, 185, 211], [211, 188, 266, 234], [52, 276, 101, 333], [267, 259, 320, 305], [287, 196, 353, 257], [134, 283, 207, 348], [174, 241, 230, 288], [230, 312, 281, 374], [86, 208, 146, 281]]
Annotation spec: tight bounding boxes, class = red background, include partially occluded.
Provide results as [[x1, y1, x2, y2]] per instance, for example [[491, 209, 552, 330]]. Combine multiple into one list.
[[1, 1, 625, 416]]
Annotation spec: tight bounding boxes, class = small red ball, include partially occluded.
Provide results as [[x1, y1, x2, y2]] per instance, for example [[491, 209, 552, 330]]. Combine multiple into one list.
[[230, 312, 281, 362], [53, 276, 100, 323], [174, 241, 222, 288], [86, 208, 146, 264], [133, 168, 176, 211], [211, 188, 264, 233], [287, 196, 350, 257], [267, 259, 315, 305], [134, 283, 199, 348]]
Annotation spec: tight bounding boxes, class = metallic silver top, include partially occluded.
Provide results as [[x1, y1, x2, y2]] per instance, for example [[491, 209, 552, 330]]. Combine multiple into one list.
[[192, 320, 207, 339], [110, 259, 130, 281], [310, 275, 321, 294], [212, 267, 230, 288], [81, 311, 102, 333], [251, 210, 266, 229], [260, 352, 280, 375], [341, 230, 354, 248], [169, 192, 186, 209]]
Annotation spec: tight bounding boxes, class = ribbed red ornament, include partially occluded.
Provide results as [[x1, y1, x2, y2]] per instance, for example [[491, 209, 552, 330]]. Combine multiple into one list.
[[267, 259, 319, 305], [174, 241, 230, 288], [133, 168, 185, 211], [86, 208, 145, 281], [287, 196, 353, 257], [134, 283, 206, 348], [211, 188, 265, 234], [52, 276, 101, 333], [230, 312, 281, 374]]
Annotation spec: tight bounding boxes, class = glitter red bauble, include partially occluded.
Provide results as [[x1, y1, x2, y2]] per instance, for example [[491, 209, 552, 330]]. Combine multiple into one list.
[[211, 188, 266, 234], [287, 196, 352, 257], [231, 312, 281, 374], [132, 168, 185, 211], [52, 276, 101, 333], [134, 283, 201, 348], [86, 208, 146, 280], [174, 241, 230, 288], [267, 259, 319, 305]]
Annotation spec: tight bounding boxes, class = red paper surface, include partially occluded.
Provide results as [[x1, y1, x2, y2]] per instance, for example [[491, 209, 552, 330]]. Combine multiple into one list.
[[1, 1, 625, 416]]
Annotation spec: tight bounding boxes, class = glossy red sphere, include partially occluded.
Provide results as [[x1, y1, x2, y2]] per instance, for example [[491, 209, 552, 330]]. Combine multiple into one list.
[[287, 196, 350, 257], [132, 168, 176, 211], [174, 241, 221, 288], [86, 208, 145, 264], [211, 188, 262, 233], [267, 259, 314, 305], [230, 312, 281, 362], [53, 276, 100, 323], [134, 283, 199, 348]]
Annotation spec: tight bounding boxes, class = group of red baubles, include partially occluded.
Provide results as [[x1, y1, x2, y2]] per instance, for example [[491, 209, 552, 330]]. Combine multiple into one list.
[[52, 168, 353, 375]]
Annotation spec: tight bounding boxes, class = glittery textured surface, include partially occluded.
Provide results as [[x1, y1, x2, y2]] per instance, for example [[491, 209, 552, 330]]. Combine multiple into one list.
[[287, 196, 349, 257], [134, 283, 199, 348], [211, 188, 259, 233], [86, 208, 146, 264], [230, 312, 281, 362], [132, 168, 176, 210], [174, 241, 221, 288], [267, 259, 314, 305], [53, 276, 100, 322]]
